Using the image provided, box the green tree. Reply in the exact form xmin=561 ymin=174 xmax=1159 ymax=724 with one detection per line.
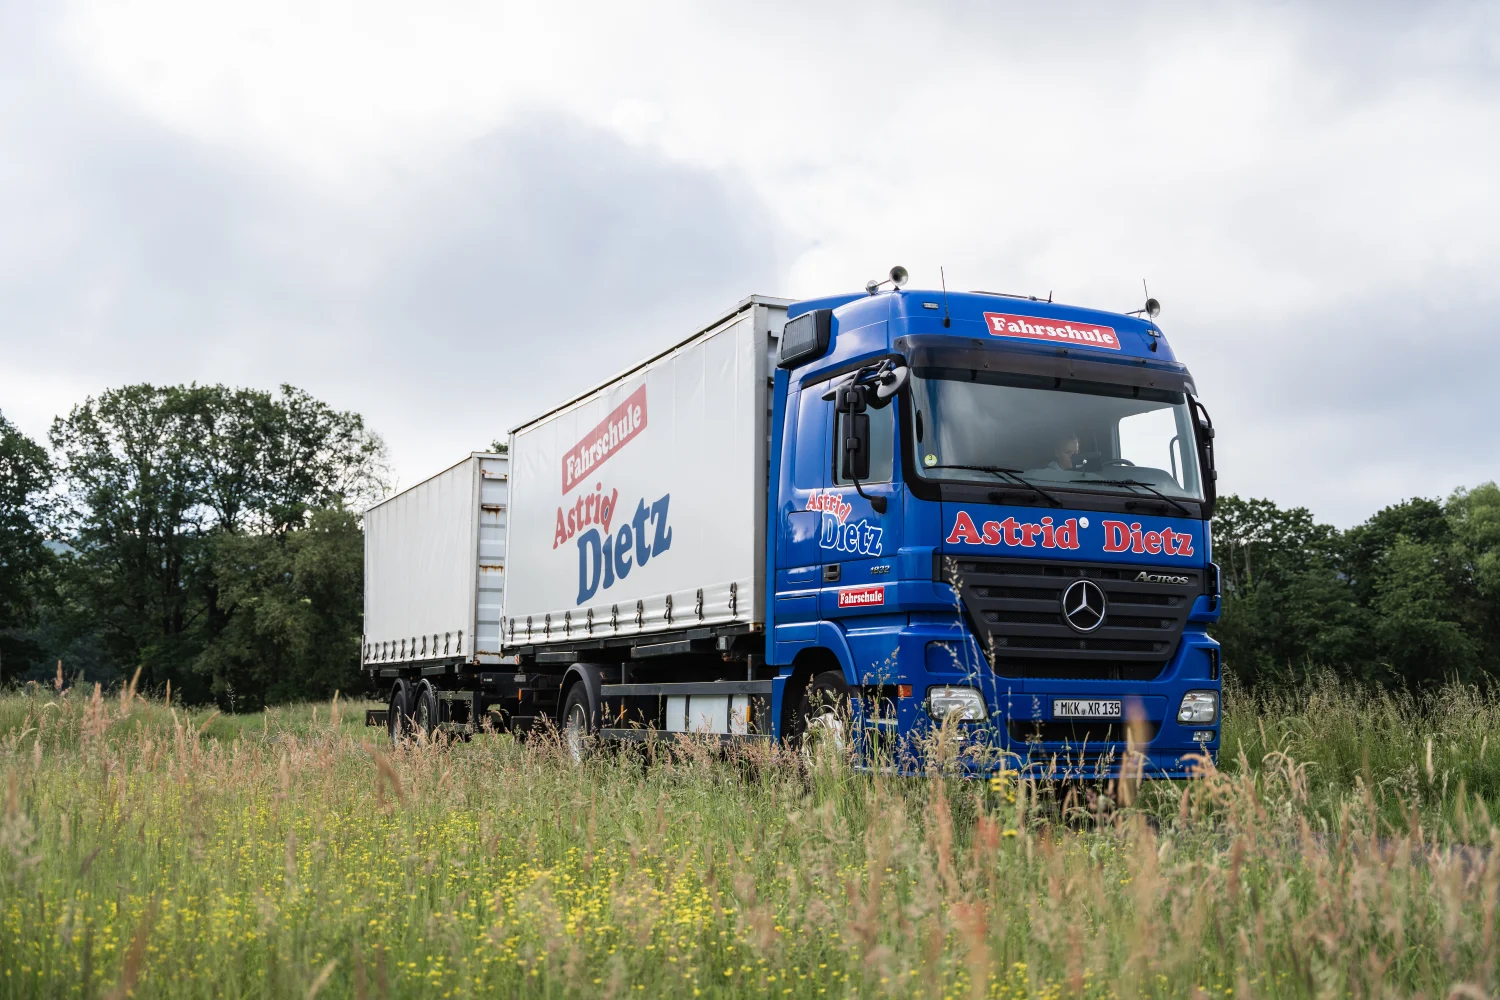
xmin=198 ymin=508 xmax=365 ymax=708
xmin=1211 ymin=495 xmax=1367 ymax=686
xmin=1368 ymin=536 xmax=1477 ymax=686
xmin=1213 ymin=486 xmax=1500 ymax=690
xmin=49 ymin=384 xmax=387 ymax=703
xmin=0 ymin=411 xmax=55 ymax=680
xmin=1446 ymin=482 xmax=1500 ymax=676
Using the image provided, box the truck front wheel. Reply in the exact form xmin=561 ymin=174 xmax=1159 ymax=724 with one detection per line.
xmin=789 ymin=670 xmax=852 ymax=757
xmin=560 ymin=684 xmax=594 ymax=763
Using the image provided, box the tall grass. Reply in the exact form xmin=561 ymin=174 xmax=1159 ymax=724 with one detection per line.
xmin=0 ymin=676 xmax=1497 ymax=998
xmin=1220 ymin=675 xmax=1500 ymax=832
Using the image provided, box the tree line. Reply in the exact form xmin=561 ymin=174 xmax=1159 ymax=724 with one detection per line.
xmin=0 ymin=385 xmax=386 ymax=708
xmin=1211 ymin=487 xmax=1500 ymax=689
xmin=2 ymin=384 xmax=1498 ymax=705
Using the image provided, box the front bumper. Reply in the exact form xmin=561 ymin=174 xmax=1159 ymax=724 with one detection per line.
xmin=845 ymin=617 xmax=1222 ymax=780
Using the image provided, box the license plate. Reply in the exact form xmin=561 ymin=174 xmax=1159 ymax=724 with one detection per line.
xmin=1053 ymin=699 xmax=1122 ymax=719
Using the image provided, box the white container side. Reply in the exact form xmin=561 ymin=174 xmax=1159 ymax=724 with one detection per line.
xmin=363 ymin=452 xmax=509 ymax=666
xmin=503 ymin=297 xmax=787 ymax=647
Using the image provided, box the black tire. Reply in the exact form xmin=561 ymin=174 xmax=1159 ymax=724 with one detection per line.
xmin=413 ymin=680 xmax=440 ymax=738
xmin=387 ymin=679 xmax=414 ymax=745
xmin=560 ymin=683 xmax=594 ymax=763
xmin=787 ymin=670 xmax=853 ymax=751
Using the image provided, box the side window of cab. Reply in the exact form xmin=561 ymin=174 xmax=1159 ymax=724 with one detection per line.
xmin=794 ymin=384 xmax=829 ymax=490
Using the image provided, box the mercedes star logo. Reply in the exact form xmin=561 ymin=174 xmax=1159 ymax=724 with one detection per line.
xmin=1061 ymin=579 xmax=1107 ymax=633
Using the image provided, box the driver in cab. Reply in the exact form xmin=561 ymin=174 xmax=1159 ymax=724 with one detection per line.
xmin=1048 ymin=433 xmax=1081 ymax=471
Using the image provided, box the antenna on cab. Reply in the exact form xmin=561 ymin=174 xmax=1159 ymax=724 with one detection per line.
xmin=940 ymin=267 xmax=951 ymax=328
xmin=1128 ymin=278 xmax=1161 ymax=318
xmin=1126 ymin=279 xmax=1163 ymax=352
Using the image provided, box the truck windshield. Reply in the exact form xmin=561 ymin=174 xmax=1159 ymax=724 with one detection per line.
xmin=908 ymin=369 xmax=1204 ymax=501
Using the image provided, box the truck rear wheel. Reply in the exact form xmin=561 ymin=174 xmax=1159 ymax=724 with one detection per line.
xmin=560 ymin=684 xmax=593 ymax=763
xmin=413 ymin=680 xmax=439 ymax=738
xmin=387 ymin=679 xmax=414 ymax=744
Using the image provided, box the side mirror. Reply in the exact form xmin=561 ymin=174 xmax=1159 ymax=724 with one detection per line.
xmin=1190 ymin=398 xmax=1217 ymax=517
xmin=842 ymin=412 xmax=872 ymax=481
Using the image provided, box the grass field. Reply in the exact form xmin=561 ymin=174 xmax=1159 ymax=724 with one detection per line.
xmin=1 ymin=677 xmax=1497 ymax=999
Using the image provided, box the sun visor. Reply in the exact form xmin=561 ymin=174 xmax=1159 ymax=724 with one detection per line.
xmin=893 ymin=335 xmax=1197 ymax=396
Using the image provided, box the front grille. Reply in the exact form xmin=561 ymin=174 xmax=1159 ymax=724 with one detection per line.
xmin=946 ymin=558 xmax=1202 ymax=678
xmin=1008 ymin=719 xmax=1162 ymax=744
xmin=984 ymin=656 xmax=1165 ymax=680
xmin=998 ymin=636 xmax=1163 ymax=652
xmin=977 ymin=586 xmax=1056 ymax=600
xmin=988 ymin=610 xmax=1062 ymax=625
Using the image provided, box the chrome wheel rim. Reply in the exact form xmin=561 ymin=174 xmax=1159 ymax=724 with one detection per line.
xmin=564 ymin=702 xmax=588 ymax=762
xmin=388 ymin=692 xmax=405 ymax=743
xmin=803 ymin=709 xmax=846 ymax=761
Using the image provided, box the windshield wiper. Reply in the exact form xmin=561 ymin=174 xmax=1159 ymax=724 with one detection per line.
xmin=1099 ymin=478 xmax=1193 ymax=516
xmin=924 ymin=465 xmax=1063 ymax=507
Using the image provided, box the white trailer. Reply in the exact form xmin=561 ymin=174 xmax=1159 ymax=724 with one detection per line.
xmin=362 ymin=453 xmax=509 ymax=669
xmin=363 ymin=296 xmax=791 ymax=743
xmin=503 ymin=295 xmax=787 ymax=647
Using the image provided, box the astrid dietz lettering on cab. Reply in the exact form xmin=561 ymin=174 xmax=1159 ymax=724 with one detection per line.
xmin=945 ymin=511 xmax=1194 ymax=557
xmin=806 ymin=491 xmax=883 ymax=556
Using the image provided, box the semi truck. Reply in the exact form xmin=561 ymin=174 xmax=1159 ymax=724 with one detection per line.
xmin=363 ymin=270 xmax=1222 ymax=777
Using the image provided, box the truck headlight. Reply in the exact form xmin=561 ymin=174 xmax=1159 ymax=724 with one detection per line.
xmin=927 ymin=686 xmax=987 ymax=721
xmin=1177 ymin=690 xmax=1219 ymax=724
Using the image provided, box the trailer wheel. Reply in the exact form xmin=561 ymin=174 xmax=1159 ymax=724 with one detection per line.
xmin=790 ymin=670 xmax=851 ymax=758
xmin=413 ymin=680 xmax=440 ymax=738
xmin=387 ymin=679 xmax=414 ymax=744
xmin=560 ymin=684 xmax=594 ymax=763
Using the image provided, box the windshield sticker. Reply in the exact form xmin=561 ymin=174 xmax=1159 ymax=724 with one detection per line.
xmin=983 ymin=312 xmax=1121 ymax=351
xmin=945 ymin=511 xmax=1195 ymax=558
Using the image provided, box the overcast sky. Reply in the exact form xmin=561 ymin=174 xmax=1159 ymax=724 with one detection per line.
xmin=3 ymin=1 xmax=1497 ymax=527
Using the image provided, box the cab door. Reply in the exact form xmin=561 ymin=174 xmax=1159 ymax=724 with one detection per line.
xmin=820 ymin=396 xmax=900 ymax=619
xmin=773 ymin=380 xmax=831 ymax=657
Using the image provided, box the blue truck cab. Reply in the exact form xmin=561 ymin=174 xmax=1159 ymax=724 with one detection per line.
xmin=765 ymin=283 xmax=1222 ymax=778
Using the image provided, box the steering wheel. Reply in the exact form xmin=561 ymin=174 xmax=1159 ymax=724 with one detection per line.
xmin=1101 ymin=458 xmax=1135 ymax=468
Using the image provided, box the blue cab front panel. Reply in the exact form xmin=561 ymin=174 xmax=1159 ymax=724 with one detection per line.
xmin=767 ymin=289 xmax=1221 ymax=779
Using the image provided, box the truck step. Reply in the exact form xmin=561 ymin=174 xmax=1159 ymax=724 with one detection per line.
xmin=503 ymin=715 xmax=550 ymax=733
xmin=599 ymin=728 xmax=771 ymax=744
xmin=601 ymin=680 xmax=772 ymax=697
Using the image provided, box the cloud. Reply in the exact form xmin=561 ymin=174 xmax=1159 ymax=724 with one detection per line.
xmin=3 ymin=0 xmax=1498 ymax=525
xmin=0 ymin=7 xmax=784 ymax=487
